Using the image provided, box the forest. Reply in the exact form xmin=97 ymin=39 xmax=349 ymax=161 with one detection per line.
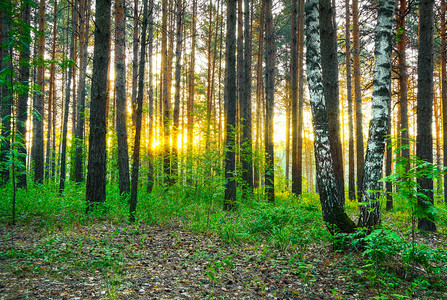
xmin=1 ymin=0 xmax=447 ymax=298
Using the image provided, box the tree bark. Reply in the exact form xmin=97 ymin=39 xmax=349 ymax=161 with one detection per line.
xmin=291 ymin=0 xmax=299 ymax=195
xmin=357 ymin=0 xmax=394 ymax=228
xmin=172 ymin=0 xmax=183 ymax=183
xmin=0 ymin=6 xmax=12 ymax=186
xmin=264 ymin=0 xmax=275 ymax=203
xmin=224 ymin=0 xmax=237 ymax=210
xmin=187 ymin=0 xmax=196 ymax=154
xmin=352 ymin=0 xmax=364 ymax=202
xmin=441 ymin=0 xmax=447 ymax=203
xmin=59 ymin=0 xmax=78 ymax=193
xmin=417 ymin=0 xmax=436 ymax=231
xmin=129 ymin=0 xmax=148 ymax=223
xmin=305 ymin=0 xmax=355 ymax=233
xmin=17 ymin=0 xmax=31 ymax=189
xmin=114 ymin=0 xmax=131 ymax=195
xmin=86 ymin=0 xmax=111 ymax=208
xmin=131 ymin=0 xmax=139 ymax=127
xmin=345 ymin=0 xmax=355 ymax=201
xmin=74 ymin=0 xmax=91 ymax=183
xmin=32 ymin=0 xmax=45 ymax=184
xmin=147 ymin=0 xmax=155 ymax=193
xmin=319 ymin=0 xmax=344 ymax=206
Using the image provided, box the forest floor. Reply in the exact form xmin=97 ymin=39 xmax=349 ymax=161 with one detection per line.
xmin=0 ymin=220 xmax=444 ymax=299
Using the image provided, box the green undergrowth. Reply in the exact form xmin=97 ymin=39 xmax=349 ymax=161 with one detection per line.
xmin=1 ymin=180 xmax=447 ymax=298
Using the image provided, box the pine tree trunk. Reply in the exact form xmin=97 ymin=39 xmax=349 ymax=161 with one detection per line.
xmin=297 ymin=0 xmax=305 ymax=195
xmin=129 ymin=0 xmax=148 ymax=223
xmin=59 ymin=0 xmax=78 ymax=193
xmin=320 ymin=0 xmax=344 ymax=206
xmin=345 ymin=0 xmax=355 ymax=201
xmin=17 ymin=0 xmax=31 ymax=189
xmin=0 ymin=7 xmax=12 ymax=186
xmin=114 ymin=0 xmax=130 ymax=195
xmin=291 ymin=0 xmax=299 ymax=195
xmin=74 ymin=0 xmax=91 ymax=183
xmin=417 ymin=0 xmax=436 ymax=231
xmin=352 ymin=0 xmax=364 ymax=202
xmin=147 ymin=0 xmax=155 ymax=193
xmin=86 ymin=0 xmax=111 ymax=208
xmin=187 ymin=0 xmax=196 ymax=154
xmin=224 ymin=0 xmax=237 ymax=210
xmin=32 ymin=0 xmax=45 ymax=184
xmin=442 ymin=0 xmax=447 ymax=203
xmin=172 ymin=0 xmax=183 ymax=183
xmin=358 ymin=0 xmax=394 ymax=228
xmin=131 ymin=0 xmax=139 ymax=127
xmin=264 ymin=0 xmax=275 ymax=203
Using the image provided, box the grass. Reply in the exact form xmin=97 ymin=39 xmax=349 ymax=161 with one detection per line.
xmin=1 ymin=178 xmax=447 ymax=298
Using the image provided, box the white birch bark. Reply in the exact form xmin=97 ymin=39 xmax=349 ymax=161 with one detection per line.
xmin=358 ymin=0 xmax=395 ymax=227
xmin=305 ymin=0 xmax=355 ymax=233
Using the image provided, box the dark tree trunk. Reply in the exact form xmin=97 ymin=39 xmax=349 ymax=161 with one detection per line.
xmin=59 ymin=0 xmax=78 ymax=193
xmin=131 ymin=0 xmax=139 ymax=127
xmin=32 ymin=0 xmax=45 ymax=184
xmin=441 ymin=0 xmax=447 ymax=203
xmin=305 ymin=0 xmax=355 ymax=233
xmin=86 ymin=0 xmax=111 ymax=209
xmin=357 ymin=0 xmax=394 ymax=228
xmin=187 ymin=0 xmax=196 ymax=154
xmin=352 ymin=0 xmax=364 ymax=202
xmin=17 ymin=0 xmax=31 ymax=189
xmin=264 ymin=0 xmax=275 ymax=203
xmin=115 ymin=0 xmax=130 ymax=195
xmin=0 ymin=7 xmax=12 ymax=186
xmin=297 ymin=0 xmax=305 ymax=195
xmin=319 ymin=0 xmax=344 ymax=206
xmin=417 ymin=0 xmax=436 ymax=231
xmin=172 ymin=0 xmax=183 ymax=183
xmin=291 ymin=0 xmax=299 ymax=195
xmin=224 ymin=0 xmax=237 ymax=210
xmin=74 ymin=0 xmax=91 ymax=183
xmin=345 ymin=0 xmax=355 ymax=201
xmin=129 ymin=0 xmax=148 ymax=223
xmin=147 ymin=0 xmax=154 ymax=193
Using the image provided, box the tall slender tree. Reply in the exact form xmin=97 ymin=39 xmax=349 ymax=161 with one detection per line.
xmin=352 ymin=0 xmax=364 ymax=202
xmin=31 ymin=0 xmax=45 ymax=184
xmin=264 ymin=0 xmax=275 ymax=202
xmin=320 ymin=0 xmax=344 ymax=206
xmin=115 ymin=0 xmax=130 ymax=195
xmin=345 ymin=0 xmax=355 ymax=201
xmin=147 ymin=0 xmax=155 ymax=193
xmin=86 ymin=0 xmax=111 ymax=209
xmin=129 ymin=0 xmax=148 ymax=223
xmin=187 ymin=0 xmax=196 ymax=154
xmin=17 ymin=0 xmax=31 ymax=189
xmin=224 ymin=0 xmax=237 ymax=210
xmin=417 ymin=0 xmax=436 ymax=231
xmin=74 ymin=0 xmax=91 ymax=183
xmin=59 ymin=0 xmax=78 ymax=193
xmin=291 ymin=0 xmax=299 ymax=195
xmin=441 ymin=0 xmax=447 ymax=204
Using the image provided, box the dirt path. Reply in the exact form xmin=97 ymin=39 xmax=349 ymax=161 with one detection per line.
xmin=0 ymin=222 xmax=363 ymax=299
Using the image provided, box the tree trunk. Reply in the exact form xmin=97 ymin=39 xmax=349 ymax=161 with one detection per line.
xmin=417 ymin=0 xmax=436 ymax=231
xmin=345 ymin=0 xmax=355 ymax=201
xmin=59 ymin=0 xmax=78 ymax=193
xmin=187 ymin=0 xmax=196 ymax=154
xmin=17 ymin=0 xmax=31 ymax=189
xmin=131 ymin=0 xmax=139 ymax=127
xmin=305 ymin=0 xmax=355 ymax=234
xmin=352 ymin=0 xmax=364 ymax=202
xmin=31 ymin=0 xmax=45 ymax=184
xmin=74 ymin=0 xmax=91 ymax=183
xmin=297 ymin=0 xmax=305 ymax=195
xmin=86 ymin=0 xmax=111 ymax=208
xmin=264 ymin=0 xmax=275 ymax=203
xmin=319 ymin=0 xmax=344 ymax=207
xmin=441 ymin=0 xmax=447 ymax=203
xmin=291 ymin=0 xmax=299 ymax=195
xmin=172 ymin=0 xmax=183 ymax=183
xmin=0 ymin=6 xmax=12 ymax=186
xmin=147 ymin=0 xmax=155 ymax=192
xmin=129 ymin=0 xmax=148 ymax=223
xmin=114 ymin=0 xmax=130 ymax=195
xmin=224 ymin=0 xmax=237 ymax=210
xmin=357 ymin=0 xmax=394 ymax=228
